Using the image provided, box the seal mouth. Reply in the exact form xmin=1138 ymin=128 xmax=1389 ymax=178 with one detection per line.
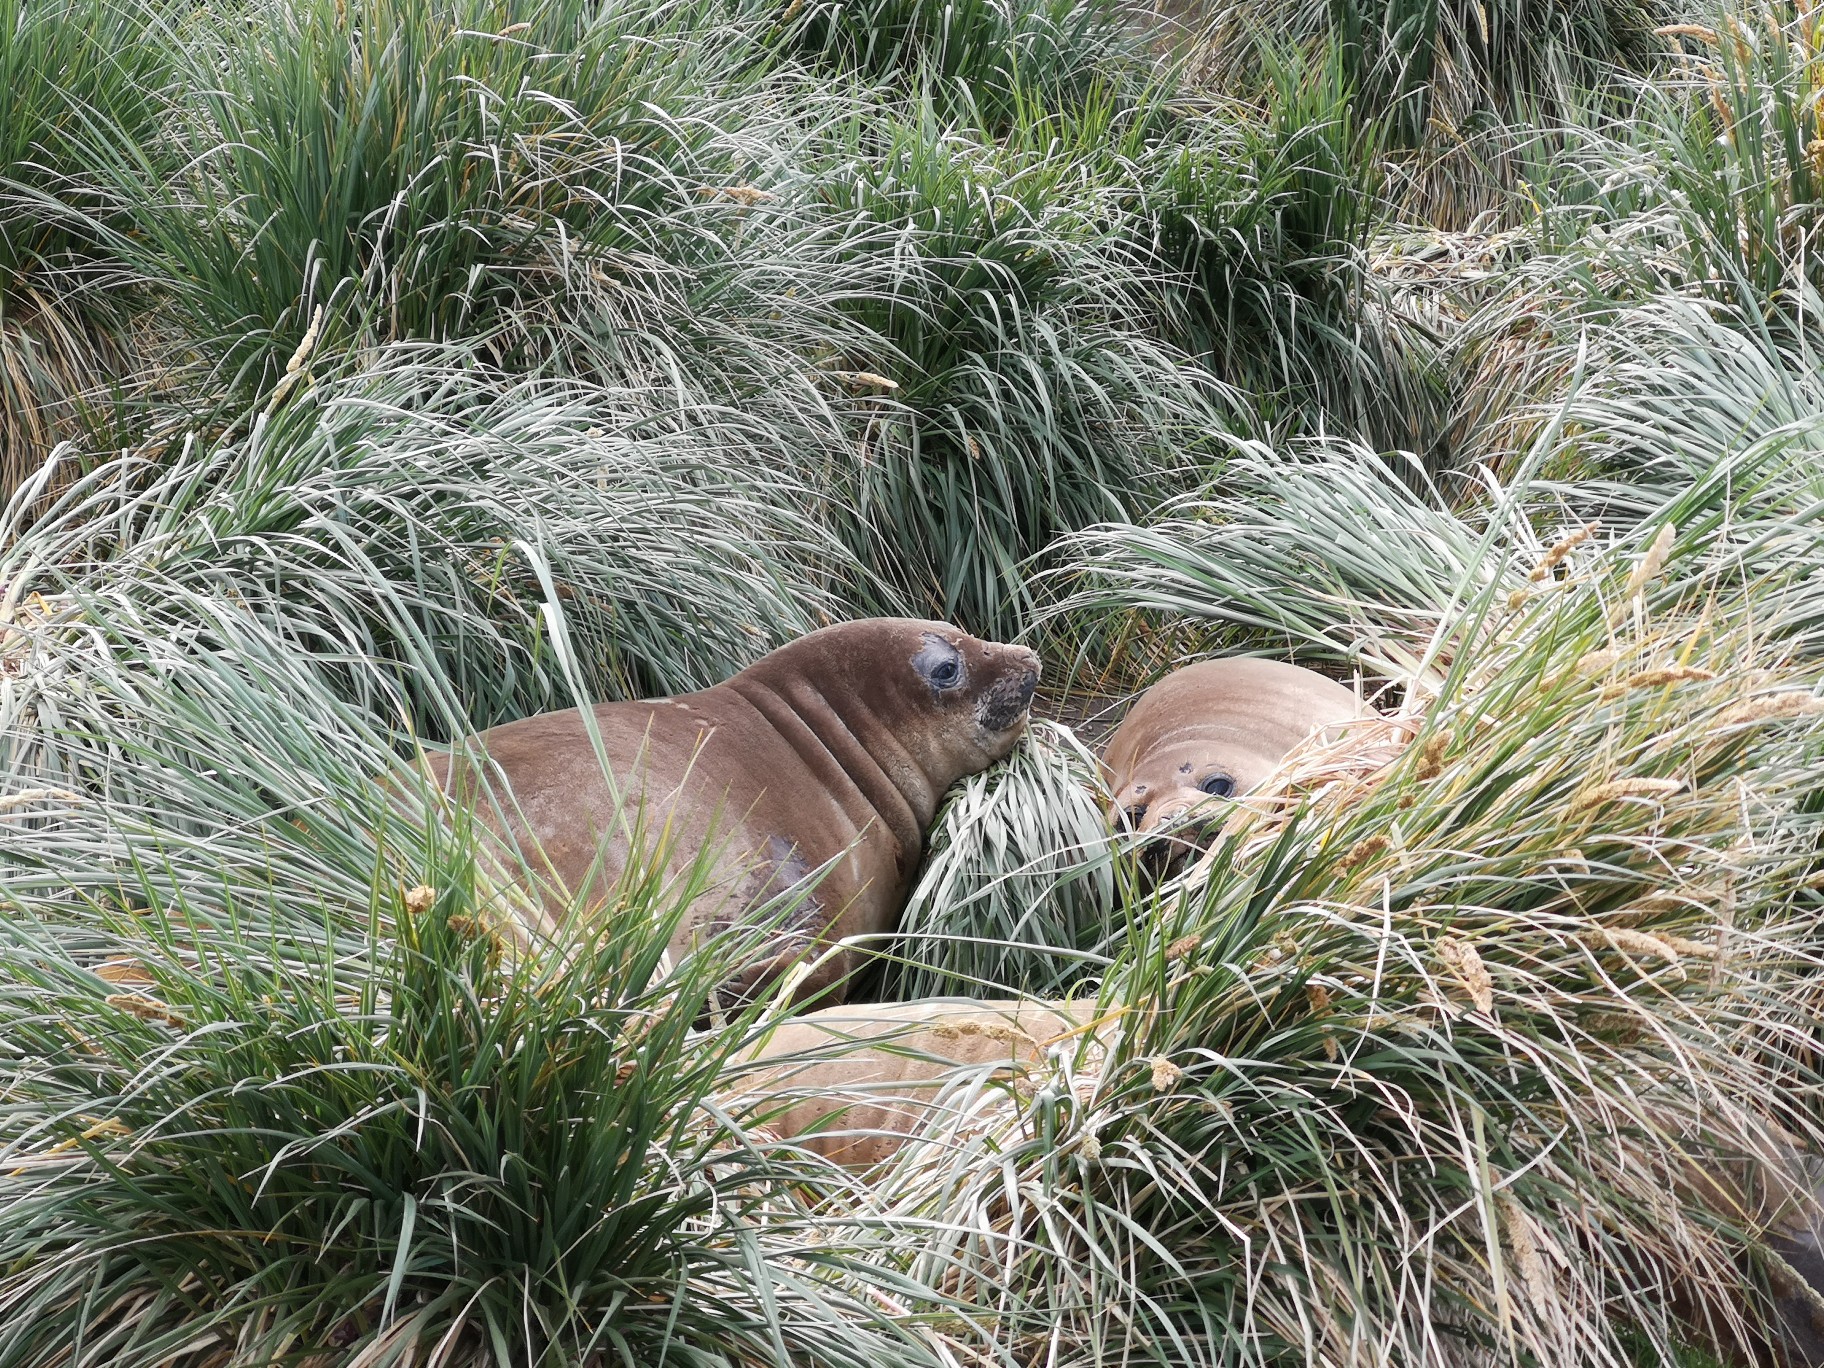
xmin=1113 ymin=795 xmax=1227 ymax=882
xmin=1136 ymin=825 xmax=1216 ymax=882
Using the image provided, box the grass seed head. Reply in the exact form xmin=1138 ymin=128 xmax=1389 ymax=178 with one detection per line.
xmin=1571 ymin=776 xmax=1686 ymax=812
xmin=1165 ymin=933 xmax=1201 ymax=961
xmin=1437 ymin=935 xmax=1495 ymax=1014
xmin=1334 ymin=832 xmax=1391 ymax=873
xmin=1615 ymin=522 xmax=1677 ymax=616
xmin=104 ymin=992 xmax=186 ymax=1028
xmin=1657 ymin=22 xmax=1721 ymax=44
xmin=1582 ymin=927 xmax=1689 ymax=978
xmin=1655 ymin=933 xmax=1722 ymax=960
xmin=1576 ymin=648 xmax=1624 ymax=676
xmin=1601 ymin=665 xmax=1718 ymax=698
xmin=1716 ymin=691 xmax=1824 ymax=726
xmin=1149 ymin=1056 xmax=1183 ymax=1092
xmin=1498 ymin=1195 xmax=1550 ymax=1292
xmin=1529 ymin=520 xmax=1599 ymax=581
xmin=1413 ymin=731 xmax=1450 ymax=781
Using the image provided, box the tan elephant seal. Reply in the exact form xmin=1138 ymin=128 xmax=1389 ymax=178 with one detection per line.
xmin=427 ymin=618 xmax=1040 ymax=1002
xmin=1101 ymin=658 xmax=1364 ymax=871
xmin=730 ymin=997 xmax=1105 ymax=1168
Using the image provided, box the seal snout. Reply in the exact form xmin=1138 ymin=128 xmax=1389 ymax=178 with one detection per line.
xmin=1009 ymin=646 xmax=1041 ymax=707
xmin=1115 ymin=790 xmax=1227 ymax=880
xmin=1015 ymin=663 xmax=1039 ymax=705
xmin=973 ymin=643 xmax=1041 ymax=739
xmin=1138 ymin=828 xmax=1209 ymax=881
xmin=1113 ymin=788 xmax=1214 ymax=836
xmin=1003 ymin=644 xmax=1041 ymax=696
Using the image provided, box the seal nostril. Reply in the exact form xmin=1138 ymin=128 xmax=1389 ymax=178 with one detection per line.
xmin=1018 ymin=670 xmax=1037 ymax=704
xmin=1119 ymin=804 xmax=1148 ymax=832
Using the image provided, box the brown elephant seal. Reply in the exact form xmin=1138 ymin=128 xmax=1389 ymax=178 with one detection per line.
xmin=1101 ymin=658 xmax=1365 ymax=871
xmin=427 ymin=619 xmax=1040 ymax=1002
xmin=730 ymin=997 xmax=1104 ymax=1168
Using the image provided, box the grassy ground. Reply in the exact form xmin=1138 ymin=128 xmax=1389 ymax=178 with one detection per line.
xmin=6 ymin=0 xmax=1824 ymax=1362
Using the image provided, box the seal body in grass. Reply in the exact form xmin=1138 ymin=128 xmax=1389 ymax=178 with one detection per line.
xmin=1101 ymin=657 xmax=1364 ymax=861
xmin=732 ymin=997 xmax=1102 ymax=1168
xmin=429 ymin=618 xmax=1040 ymax=1002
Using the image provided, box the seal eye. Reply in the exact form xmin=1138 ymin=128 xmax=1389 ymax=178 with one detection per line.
xmin=1199 ymin=773 xmax=1235 ymax=798
xmin=912 ymin=635 xmax=967 ymax=693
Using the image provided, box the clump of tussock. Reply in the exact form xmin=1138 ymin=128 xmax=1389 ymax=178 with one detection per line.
xmin=0 ymin=0 xmax=171 ymax=492
xmin=2 ymin=352 xmax=859 ymax=741
xmin=883 ymin=720 xmax=1120 ymax=1000
xmin=0 ymin=853 xmax=964 ymax=1366
xmin=816 ymin=105 xmax=1235 ymax=632
xmin=1137 ymin=46 xmax=1453 ymax=457
xmin=769 ymin=0 xmax=1150 ymax=129
xmin=1185 ymin=0 xmax=1676 ymax=227
xmin=96 ymin=0 xmax=859 ymax=402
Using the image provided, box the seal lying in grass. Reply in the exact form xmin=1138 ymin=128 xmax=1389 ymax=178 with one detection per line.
xmin=732 ymin=997 xmax=1102 ymax=1168
xmin=427 ymin=618 xmax=1040 ymax=1003
xmin=1101 ymin=658 xmax=1364 ymax=872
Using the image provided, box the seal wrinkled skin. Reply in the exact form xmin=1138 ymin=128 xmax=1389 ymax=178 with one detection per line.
xmin=1101 ymin=658 xmax=1364 ymax=871
xmin=426 ymin=618 xmax=1040 ymax=1003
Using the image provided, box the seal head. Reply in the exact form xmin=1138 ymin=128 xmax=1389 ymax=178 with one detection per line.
xmin=1100 ymin=657 xmax=1363 ymax=875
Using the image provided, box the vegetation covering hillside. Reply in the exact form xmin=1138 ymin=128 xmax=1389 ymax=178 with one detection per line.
xmin=5 ymin=0 xmax=1824 ymax=1362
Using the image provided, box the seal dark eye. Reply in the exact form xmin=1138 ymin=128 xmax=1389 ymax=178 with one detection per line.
xmin=1199 ymin=773 xmax=1235 ymax=798
xmin=911 ymin=634 xmax=967 ymax=693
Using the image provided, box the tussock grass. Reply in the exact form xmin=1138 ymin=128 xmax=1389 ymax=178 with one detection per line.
xmin=2 ymin=355 xmax=856 ymax=738
xmin=100 ymin=0 xmax=832 ymax=396
xmin=1186 ymin=0 xmax=1675 ymax=226
xmin=1211 ymin=0 xmax=1674 ymax=136
xmin=0 ymin=855 xmax=956 ymax=1365
xmin=1141 ymin=48 xmax=1452 ymax=454
xmin=1049 ymin=436 xmax=1503 ymax=681
xmin=1526 ymin=3 xmax=1824 ymax=313
xmin=817 ymin=103 xmax=1234 ymax=632
xmin=0 ymin=0 xmax=169 ymax=490
xmin=884 ymin=720 xmax=1120 ymax=999
xmin=772 ymin=0 xmax=1146 ymax=128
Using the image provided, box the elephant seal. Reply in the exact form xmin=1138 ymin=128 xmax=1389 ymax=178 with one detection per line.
xmin=428 ymin=618 xmax=1039 ymax=1003
xmin=731 ymin=997 xmax=1103 ymax=1168
xmin=1101 ymin=658 xmax=1364 ymax=870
